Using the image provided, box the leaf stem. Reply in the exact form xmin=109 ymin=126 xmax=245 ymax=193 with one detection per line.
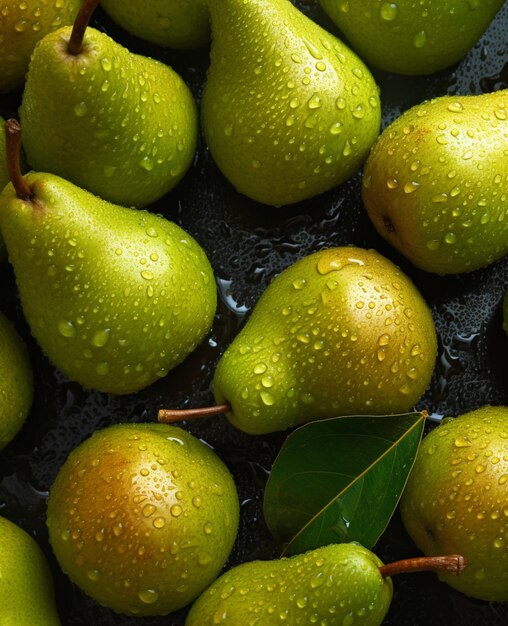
xmin=68 ymin=0 xmax=101 ymax=55
xmin=4 ymin=119 xmax=33 ymax=201
xmin=158 ymin=404 xmax=231 ymax=424
xmin=379 ymin=554 xmax=467 ymax=579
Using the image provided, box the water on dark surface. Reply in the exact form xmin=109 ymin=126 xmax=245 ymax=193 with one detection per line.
xmin=0 ymin=2 xmax=507 ymax=625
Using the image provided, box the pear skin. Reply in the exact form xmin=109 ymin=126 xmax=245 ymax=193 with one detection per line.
xmin=0 ymin=516 xmax=61 ymax=625
xmin=101 ymin=0 xmax=210 ymax=49
xmin=0 ymin=0 xmax=80 ymax=93
xmin=400 ymin=405 xmax=508 ymax=601
xmin=319 ymin=0 xmax=505 ymax=75
xmin=0 ymin=311 xmax=33 ymax=450
xmin=47 ymin=423 xmax=239 ymax=616
xmin=0 ymin=171 xmax=217 ymax=394
xmin=201 ymin=0 xmax=381 ymax=206
xmin=186 ymin=543 xmax=392 ymax=625
xmin=20 ymin=19 xmax=198 ymax=207
xmin=362 ymin=90 xmax=508 ymax=274
xmin=213 ymin=247 xmax=436 ymax=434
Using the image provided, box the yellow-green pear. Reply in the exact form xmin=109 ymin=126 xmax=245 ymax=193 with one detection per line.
xmin=0 ymin=515 xmax=61 ymax=625
xmin=319 ymin=0 xmax=505 ymax=76
xmin=163 ymin=247 xmax=436 ymax=435
xmin=20 ymin=0 xmax=198 ymax=208
xmin=101 ymin=0 xmax=210 ymax=49
xmin=0 ymin=0 xmax=80 ymax=93
xmin=201 ymin=0 xmax=381 ymax=206
xmin=0 ymin=120 xmax=216 ymax=395
xmin=0 ymin=114 xmax=8 ymax=260
xmin=0 ymin=311 xmax=33 ymax=451
xmin=362 ymin=90 xmax=508 ymax=274
xmin=186 ymin=542 xmax=467 ymax=625
xmin=400 ymin=405 xmax=508 ymax=601
xmin=47 ymin=423 xmax=239 ymax=616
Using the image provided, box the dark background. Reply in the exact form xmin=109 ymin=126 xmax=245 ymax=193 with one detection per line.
xmin=0 ymin=1 xmax=507 ymax=624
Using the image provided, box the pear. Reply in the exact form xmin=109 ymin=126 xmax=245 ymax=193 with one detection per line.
xmin=0 ymin=0 xmax=80 ymax=93
xmin=47 ymin=423 xmax=240 ymax=616
xmin=19 ymin=0 xmax=198 ymax=208
xmin=0 ymin=311 xmax=33 ymax=450
xmin=201 ymin=0 xmax=381 ymax=206
xmin=319 ymin=0 xmax=504 ymax=76
xmin=162 ymin=247 xmax=436 ymax=434
xmin=186 ymin=542 xmax=467 ymax=625
xmin=400 ymin=405 xmax=508 ymax=601
xmin=362 ymin=90 xmax=508 ymax=274
xmin=101 ymin=0 xmax=210 ymax=49
xmin=0 ymin=515 xmax=61 ymax=625
xmin=0 ymin=114 xmax=8 ymax=260
xmin=0 ymin=120 xmax=216 ymax=395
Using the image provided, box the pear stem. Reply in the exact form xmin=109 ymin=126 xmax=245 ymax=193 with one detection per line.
xmin=158 ymin=404 xmax=231 ymax=424
xmin=67 ymin=0 xmax=101 ymax=55
xmin=379 ymin=554 xmax=467 ymax=579
xmin=4 ymin=119 xmax=32 ymax=201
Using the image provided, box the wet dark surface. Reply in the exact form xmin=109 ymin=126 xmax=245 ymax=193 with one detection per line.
xmin=0 ymin=2 xmax=507 ymax=624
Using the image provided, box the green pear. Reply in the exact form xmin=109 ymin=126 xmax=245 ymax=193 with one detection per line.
xmin=19 ymin=0 xmax=198 ymax=208
xmin=0 ymin=120 xmax=216 ymax=394
xmin=0 ymin=114 xmax=8 ymax=260
xmin=319 ymin=0 xmax=504 ymax=76
xmin=211 ymin=247 xmax=436 ymax=434
xmin=201 ymin=0 xmax=381 ymax=206
xmin=0 ymin=311 xmax=33 ymax=450
xmin=47 ymin=423 xmax=239 ymax=616
xmin=0 ymin=0 xmax=80 ymax=93
xmin=186 ymin=543 xmax=392 ymax=625
xmin=400 ymin=405 xmax=508 ymax=601
xmin=101 ymin=0 xmax=210 ymax=49
xmin=362 ymin=90 xmax=508 ymax=274
xmin=0 ymin=515 xmax=61 ymax=625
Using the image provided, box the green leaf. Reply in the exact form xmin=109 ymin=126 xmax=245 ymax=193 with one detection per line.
xmin=263 ymin=412 xmax=425 ymax=557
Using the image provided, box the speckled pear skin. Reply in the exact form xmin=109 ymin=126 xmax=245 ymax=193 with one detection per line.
xmin=0 ymin=311 xmax=33 ymax=450
xmin=0 ymin=0 xmax=80 ymax=93
xmin=19 ymin=26 xmax=198 ymax=208
xmin=186 ymin=542 xmax=392 ymax=626
xmin=319 ymin=0 xmax=505 ymax=76
xmin=0 ymin=172 xmax=217 ymax=394
xmin=400 ymin=406 xmax=508 ymax=601
xmin=213 ymin=247 xmax=436 ymax=434
xmin=201 ymin=0 xmax=381 ymax=207
xmin=362 ymin=91 xmax=508 ymax=274
xmin=47 ymin=423 xmax=240 ymax=617
xmin=0 ymin=516 xmax=61 ymax=625
xmin=101 ymin=0 xmax=210 ymax=49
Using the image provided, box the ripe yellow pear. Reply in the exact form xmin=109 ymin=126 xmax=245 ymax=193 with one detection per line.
xmin=400 ymin=405 xmax=508 ymax=601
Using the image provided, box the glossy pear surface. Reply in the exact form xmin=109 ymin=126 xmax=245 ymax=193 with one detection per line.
xmin=186 ymin=542 xmax=392 ymax=625
xmin=319 ymin=0 xmax=504 ymax=75
xmin=101 ymin=0 xmax=210 ymax=49
xmin=213 ymin=247 xmax=436 ymax=434
xmin=400 ymin=405 xmax=508 ymax=601
xmin=20 ymin=26 xmax=198 ymax=207
xmin=0 ymin=311 xmax=33 ymax=450
xmin=0 ymin=515 xmax=61 ymax=625
xmin=0 ymin=0 xmax=80 ymax=93
xmin=362 ymin=90 xmax=508 ymax=274
xmin=47 ymin=423 xmax=239 ymax=616
xmin=0 ymin=172 xmax=216 ymax=394
xmin=202 ymin=0 xmax=381 ymax=206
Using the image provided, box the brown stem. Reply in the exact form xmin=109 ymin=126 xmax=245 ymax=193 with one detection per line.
xmin=4 ymin=119 xmax=32 ymax=201
xmin=379 ymin=555 xmax=467 ymax=579
xmin=158 ymin=404 xmax=231 ymax=424
xmin=67 ymin=0 xmax=101 ymax=55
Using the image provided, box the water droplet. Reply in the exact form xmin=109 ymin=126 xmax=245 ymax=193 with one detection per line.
xmin=380 ymin=2 xmax=398 ymax=20
xmin=413 ymin=30 xmax=427 ymax=47
xmin=74 ymin=102 xmax=88 ymax=117
xmin=170 ymin=505 xmax=183 ymax=518
xmin=138 ymin=589 xmax=159 ymax=604
xmin=58 ymin=319 xmax=76 ymax=338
